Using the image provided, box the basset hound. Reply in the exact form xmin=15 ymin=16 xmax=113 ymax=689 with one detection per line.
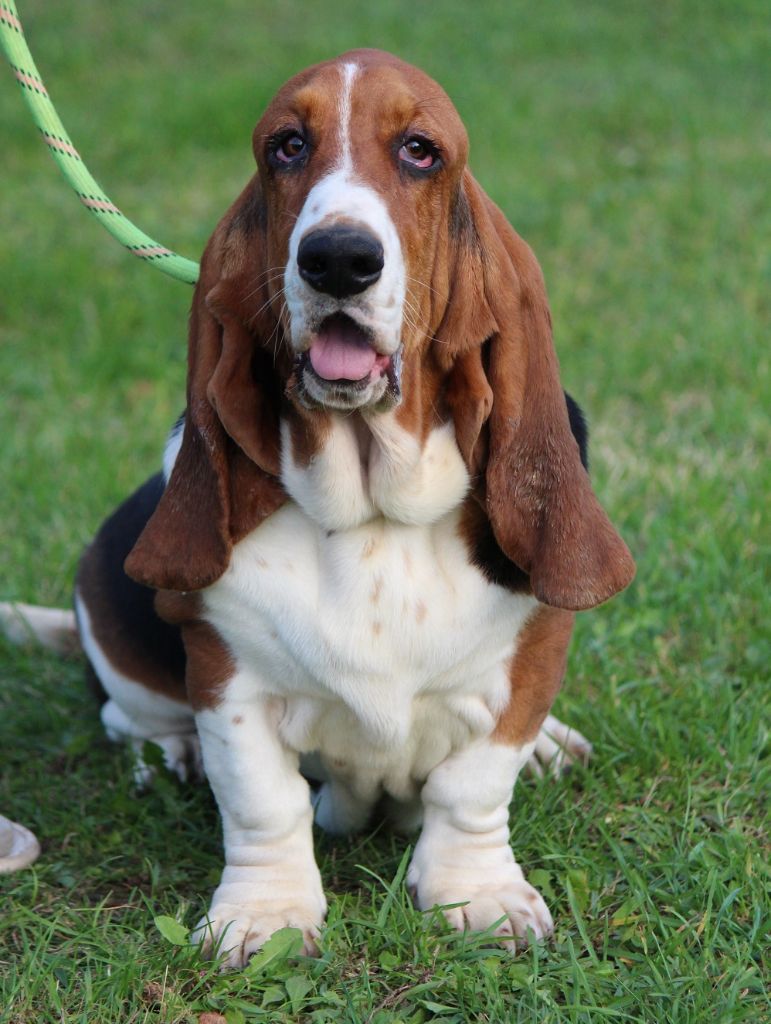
xmin=73 ymin=49 xmax=635 ymax=966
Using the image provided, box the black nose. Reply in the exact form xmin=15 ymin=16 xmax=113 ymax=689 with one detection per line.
xmin=297 ymin=226 xmax=384 ymax=299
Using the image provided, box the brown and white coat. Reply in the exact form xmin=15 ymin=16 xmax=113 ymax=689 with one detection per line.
xmin=74 ymin=50 xmax=634 ymax=967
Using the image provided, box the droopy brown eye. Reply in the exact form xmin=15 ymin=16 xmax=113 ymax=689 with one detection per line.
xmin=398 ymin=135 xmax=438 ymax=170
xmin=273 ymin=132 xmax=308 ymax=164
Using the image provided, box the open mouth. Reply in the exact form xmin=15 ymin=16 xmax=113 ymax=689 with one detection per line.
xmin=307 ymin=313 xmax=392 ymax=385
xmin=293 ymin=313 xmax=403 ymax=411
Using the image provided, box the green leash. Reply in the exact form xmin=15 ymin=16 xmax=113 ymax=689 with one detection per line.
xmin=0 ymin=0 xmax=199 ymax=284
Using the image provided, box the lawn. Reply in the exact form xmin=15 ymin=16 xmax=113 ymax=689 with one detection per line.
xmin=1 ymin=0 xmax=768 ymax=1021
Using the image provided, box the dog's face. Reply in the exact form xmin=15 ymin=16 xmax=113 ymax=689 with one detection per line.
xmin=252 ymin=50 xmax=468 ymax=411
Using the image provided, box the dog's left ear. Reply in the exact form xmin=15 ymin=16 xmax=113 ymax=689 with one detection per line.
xmin=439 ymin=171 xmax=635 ymax=610
xmin=125 ymin=180 xmax=286 ymax=592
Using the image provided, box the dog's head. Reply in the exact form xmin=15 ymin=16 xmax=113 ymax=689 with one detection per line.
xmin=126 ymin=50 xmax=634 ymax=610
xmin=239 ymin=50 xmax=475 ymax=414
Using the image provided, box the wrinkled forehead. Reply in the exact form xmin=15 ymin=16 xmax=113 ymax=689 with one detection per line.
xmin=253 ymin=50 xmax=468 ymax=168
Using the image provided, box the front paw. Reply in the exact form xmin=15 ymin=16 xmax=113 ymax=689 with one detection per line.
xmin=409 ymin=861 xmax=553 ymax=951
xmin=192 ymin=874 xmax=327 ymax=969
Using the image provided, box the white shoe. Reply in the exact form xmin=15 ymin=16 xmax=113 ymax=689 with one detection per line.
xmin=0 ymin=815 xmax=41 ymax=872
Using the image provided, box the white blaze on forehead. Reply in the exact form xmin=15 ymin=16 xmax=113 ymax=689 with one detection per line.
xmin=283 ymin=58 xmax=405 ymax=359
xmin=338 ymin=62 xmax=358 ymax=171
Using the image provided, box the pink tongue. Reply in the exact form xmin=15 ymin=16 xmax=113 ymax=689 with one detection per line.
xmin=309 ymin=321 xmax=377 ymax=381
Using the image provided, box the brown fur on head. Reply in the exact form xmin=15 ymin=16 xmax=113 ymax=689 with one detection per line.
xmin=125 ymin=50 xmax=634 ymax=608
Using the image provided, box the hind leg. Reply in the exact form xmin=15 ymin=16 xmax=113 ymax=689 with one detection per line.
xmin=76 ymin=592 xmax=199 ymax=786
xmin=74 ymin=473 xmax=201 ymax=786
xmin=527 ymin=713 xmax=592 ymax=778
xmin=100 ymin=697 xmax=201 ymax=786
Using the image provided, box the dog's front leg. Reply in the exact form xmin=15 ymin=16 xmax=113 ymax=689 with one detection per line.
xmin=407 ymin=739 xmax=552 ymax=951
xmin=191 ymin=673 xmax=326 ymax=968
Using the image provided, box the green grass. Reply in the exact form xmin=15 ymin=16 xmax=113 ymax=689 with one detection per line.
xmin=1 ymin=0 xmax=769 ymax=1021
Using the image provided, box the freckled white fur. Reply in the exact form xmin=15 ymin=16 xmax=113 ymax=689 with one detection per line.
xmin=202 ymin=471 xmax=534 ymax=762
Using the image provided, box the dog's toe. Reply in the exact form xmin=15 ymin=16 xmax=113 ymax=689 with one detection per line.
xmin=450 ymin=882 xmax=553 ymax=951
xmin=192 ymin=901 xmax=323 ymax=969
xmin=415 ymin=863 xmax=553 ymax=954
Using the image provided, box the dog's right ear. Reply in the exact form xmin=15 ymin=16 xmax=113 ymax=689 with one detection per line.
xmin=439 ymin=172 xmax=634 ymax=610
xmin=125 ymin=179 xmax=286 ymax=592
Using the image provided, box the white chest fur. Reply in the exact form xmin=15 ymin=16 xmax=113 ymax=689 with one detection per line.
xmin=202 ymin=413 xmax=536 ymax=799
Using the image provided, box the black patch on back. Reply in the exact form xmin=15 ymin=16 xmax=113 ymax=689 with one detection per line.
xmin=76 ymin=473 xmax=185 ymax=694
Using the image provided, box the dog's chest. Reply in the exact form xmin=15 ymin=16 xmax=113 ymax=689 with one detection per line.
xmin=202 ymin=417 xmax=535 ymax=782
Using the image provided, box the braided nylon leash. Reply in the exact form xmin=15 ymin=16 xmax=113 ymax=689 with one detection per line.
xmin=0 ymin=0 xmax=200 ymax=283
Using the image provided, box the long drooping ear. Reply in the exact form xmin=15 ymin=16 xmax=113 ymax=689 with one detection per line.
xmin=440 ymin=172 xmax=635 ymax=610
xmin=125 ymin=180 xmax=286 ymax=592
